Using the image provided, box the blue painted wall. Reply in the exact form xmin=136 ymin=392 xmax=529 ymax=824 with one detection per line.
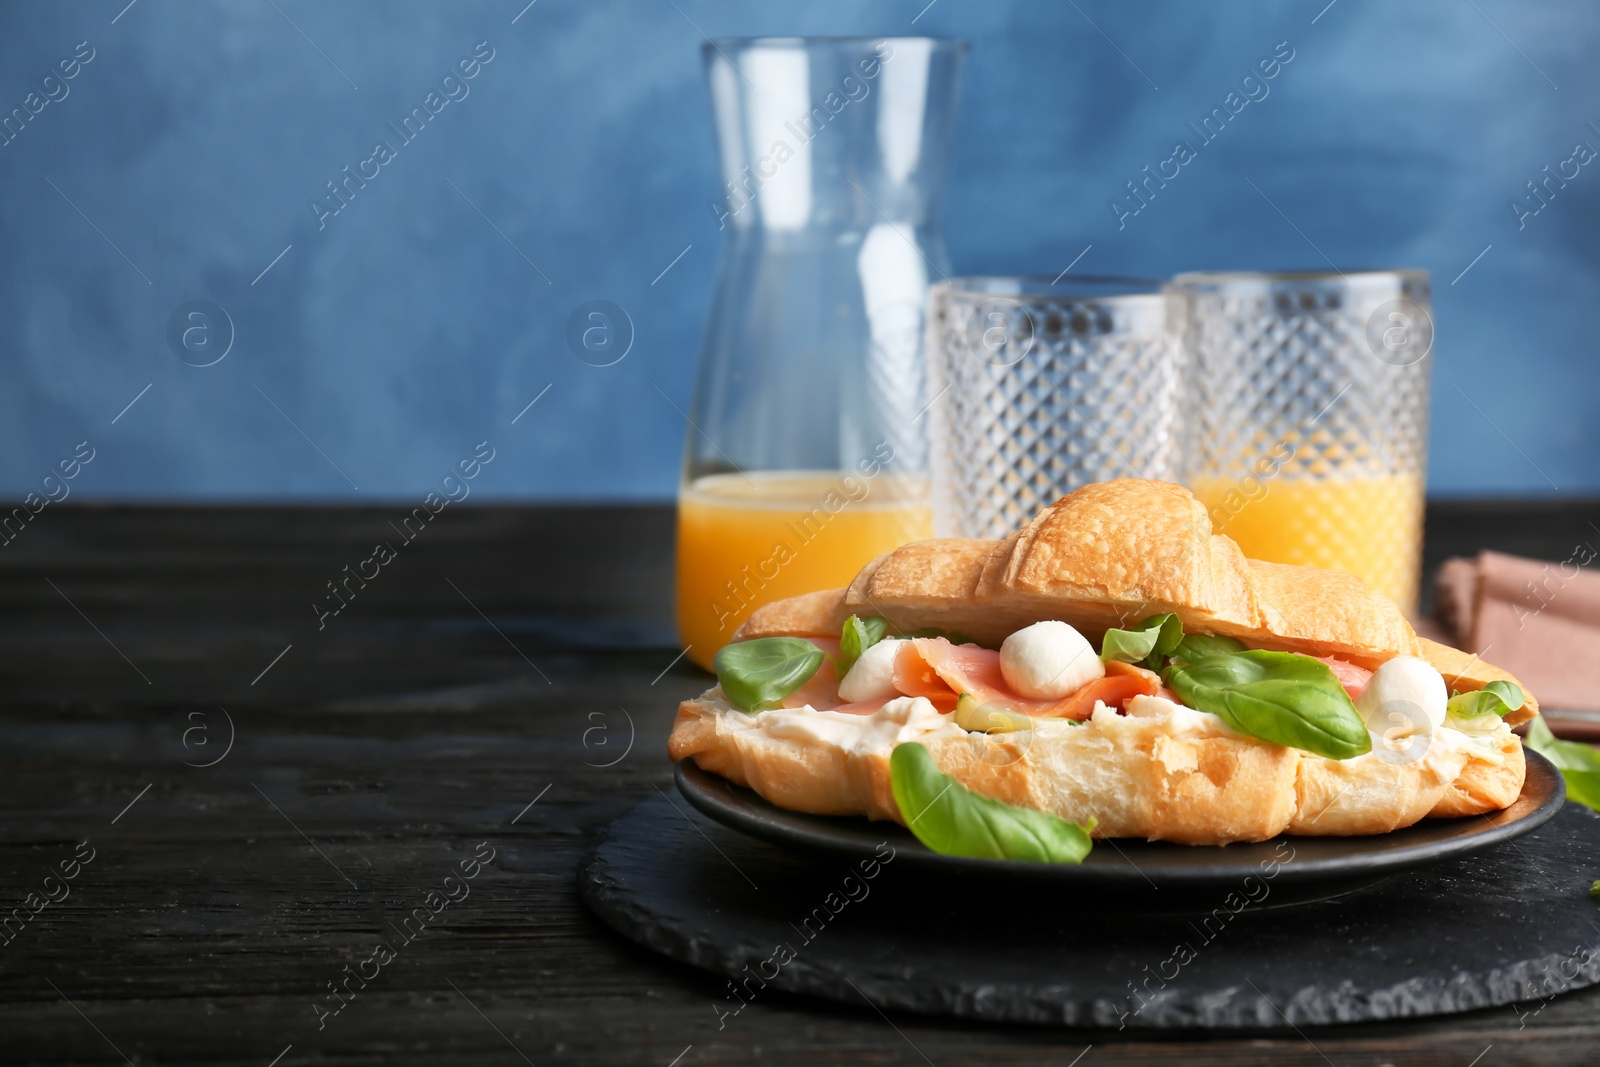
xmin=0 ymin=0 xmax=1595 ymax=501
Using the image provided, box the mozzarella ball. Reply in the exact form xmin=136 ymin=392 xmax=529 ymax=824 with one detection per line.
xmin=1355 ymin=655 xmax=1447 ymax=733
xmin=838 ymin=638 xmax=905 ymax=704
xmin=999 ymin=621 xmax=1104 ymax=700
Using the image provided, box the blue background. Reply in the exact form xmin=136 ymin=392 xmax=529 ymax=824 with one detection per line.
xmin=1 ymin=0 xmax=1594 ymax=501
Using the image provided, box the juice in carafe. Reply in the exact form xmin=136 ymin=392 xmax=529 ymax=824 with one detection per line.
xmin=677 ymin=468 xmax=932 ymax=670
xmin=1190 ymin=472 xmax=1424 ymax=615
xmin=676 ymin=39 xmax=963 ymax=669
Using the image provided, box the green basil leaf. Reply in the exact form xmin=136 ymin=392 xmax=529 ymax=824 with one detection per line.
xmin=1171 ymin=633 xmax=1248 ymax=664
xmin=1559 ymin=771 xmax=1600 ymax=812
xmin=714 ymin=637 xmax=825 ymax=712
xmin=1100 ymin=613 xmax=1183 ymax=668
xmin=1146 ymin=614 xmax=1185 ymax=659
xmin=1163 ymin=650 xmax=1370 ymax=760
xmin=1445 ymin=680 xmax=1526 ymax=721
xmin=1525 ymin=716 xmax=1600 ymax=812
xmin=838 ymin=614 xmax=889 ymax=678
xmin=889 ymin=742 xmax=1093 ymax=864
xmin=1524 ymin=717 xmax=1600 ymax=772
xmin=1484 ymin=680 xmax=1525 ymax=708
xmin=1590 ymin=879 xmax=1600 ymax=901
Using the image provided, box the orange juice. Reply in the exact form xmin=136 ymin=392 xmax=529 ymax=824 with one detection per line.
xmin=677 ymin=471 xmax=933 ymax=669
xmin=1190 ymin=473 xmax=1424 ymax=616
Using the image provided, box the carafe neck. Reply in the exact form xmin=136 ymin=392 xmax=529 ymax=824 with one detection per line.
xmin=704 ymin=37 xmax=963 ymax=234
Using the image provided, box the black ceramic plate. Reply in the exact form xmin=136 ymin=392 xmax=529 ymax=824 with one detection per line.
xmin=675 ymin=750 xmax=1565 ymax=890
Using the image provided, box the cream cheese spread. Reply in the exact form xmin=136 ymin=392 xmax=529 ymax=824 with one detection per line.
xmin=735 ymin=695 xmax=962 ymax=756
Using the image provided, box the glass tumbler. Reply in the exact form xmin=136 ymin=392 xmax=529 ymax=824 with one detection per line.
xmin=1175 ymin=270 xmax=1433 ymax=616
xmin=676 ymin=37 xmax=966 ymax=669
xmin=925 ymin=276 xmax=1187 ymax=540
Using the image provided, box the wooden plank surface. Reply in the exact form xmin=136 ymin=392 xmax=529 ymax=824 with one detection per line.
xmin=1 ymin=501 xmax=1598 ymax=1066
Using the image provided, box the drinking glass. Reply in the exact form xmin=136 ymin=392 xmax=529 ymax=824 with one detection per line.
xmin=925 ymin=276 xmax=1187 ymax=539
xmin=677 ymin=37 xmax=967 ymax=668
xmin=1174 ymin=270 xmax=1433 ymax=615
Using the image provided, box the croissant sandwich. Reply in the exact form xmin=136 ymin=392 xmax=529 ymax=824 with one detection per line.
xmin=669 ymin=480 xmax=1537 ymax=851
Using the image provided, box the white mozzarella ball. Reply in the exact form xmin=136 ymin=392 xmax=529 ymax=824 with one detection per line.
xmin=838 ymin=638 xmax=906 ymax=704
xmin=999 ymin=621 xmax=1104 ymax=700
xmin=1355 ymin=655 xmax=1447 ymax=733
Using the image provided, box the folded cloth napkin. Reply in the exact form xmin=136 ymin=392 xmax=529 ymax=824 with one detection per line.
xmin=1434 ymin=548 xmax=1600 ymax=720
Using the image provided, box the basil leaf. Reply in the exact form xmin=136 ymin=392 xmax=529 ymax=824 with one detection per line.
xmin=889 ymin=742 xmax=1093 ymax=864
xmin=1591 ymin=879 xmax=1600 ymax=901
xmin=1164 ymin=650 xmax=1370 ymax=760
xmin=1484 ymin=680 xmax=1525 ymax=708
xmin=1171 ymin=633 xmax=1248 ymax=664
xmin=1100 ymin=613 xmax=1183 ymax=668
xmin=1525 ymin=716 xmax=1600 ymax=812
xmin=714 ymin=637 xmax=825 ymax=712
xmin=1445 ymin=680 xmax=1526 ymax=721
xmin=838 ymin=614 xmax=889 ymax=678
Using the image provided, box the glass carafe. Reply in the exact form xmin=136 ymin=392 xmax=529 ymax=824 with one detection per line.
xmin=677 ymin=36 xmax=966 ymax=668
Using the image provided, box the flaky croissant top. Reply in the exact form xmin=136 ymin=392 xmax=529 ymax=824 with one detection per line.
xmin=736 ymin=479 xmax=1537 ymax=725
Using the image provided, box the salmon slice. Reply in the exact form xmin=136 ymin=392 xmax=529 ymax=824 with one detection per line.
xmin=789 ymin=636 xmax=1174 ymax=718
xmin=1048 ymin=665 xmax=1162 ymax=720
xmin=1317 ymin=656 xmax=1373 ymax=701
xmin=779 ymin=669 xmax=841 ymax=710
xmin=890 ymin=640 xmax=966 ymax=711
xmin=1105 ymin=659 xmax=1163 ymax=686
xmin=893 ymin=638 xmax=1161 ymax=720
xmin=776 ymin=636 xmax=844 ymax=709
xmin=809 ymin=636 xmax=842 ymax=669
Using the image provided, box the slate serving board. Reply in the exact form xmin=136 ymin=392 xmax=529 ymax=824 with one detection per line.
xmin=580 ymin=794 xmax=1600 ymax=1029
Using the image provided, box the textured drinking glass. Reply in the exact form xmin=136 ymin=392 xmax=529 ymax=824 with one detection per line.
xmin=677 ymin=37 xmax=966 ymax=668
xmin=925 ymin=276 xmax=1187 ymax=539
xmin=1175 ymin=270 xmax=1433 ymax=616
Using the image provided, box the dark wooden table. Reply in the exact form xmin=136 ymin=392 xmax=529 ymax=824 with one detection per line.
xmin=2 ymin=500 xmax=1597 ymax=1066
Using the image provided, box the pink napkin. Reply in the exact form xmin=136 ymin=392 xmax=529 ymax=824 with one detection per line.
xmin=1435 ymin=549 xmax=1600 ymax=734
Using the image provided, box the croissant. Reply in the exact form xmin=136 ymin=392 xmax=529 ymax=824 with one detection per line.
xmin=668 ymin=479 xmax=1531 ymax=844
